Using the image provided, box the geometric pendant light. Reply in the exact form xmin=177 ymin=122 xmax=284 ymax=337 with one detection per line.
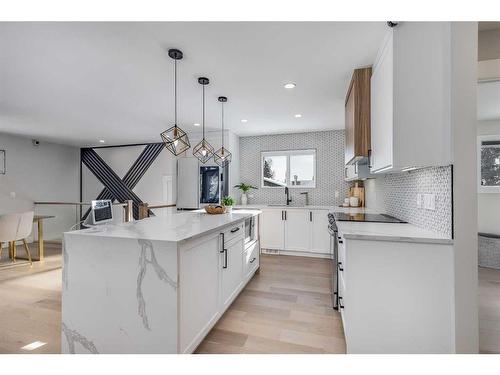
xmin=160 ymin=48 xmax=191 ymax=156
xmin=213 ymin=96 xmax=232 ymax=167
xmin=193 ymin=77 xmax=215 ymax=163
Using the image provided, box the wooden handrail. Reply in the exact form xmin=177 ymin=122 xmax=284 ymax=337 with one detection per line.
xmin=138 ymin=203 xmax=176 ymax=220
xmin=34 ymin=201 xmax=129 ymax=207
xmin=35 ymin=200 xmax=134 ymax=223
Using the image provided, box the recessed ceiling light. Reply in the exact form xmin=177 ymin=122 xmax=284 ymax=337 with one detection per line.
xmin=241 ymin=119 xmax=248 ymax=123
xmin=284 ymin=83 xmax=296 ymax=89
xmin=294 ymin=114 xmax=302 ymax=118
xmin=193 ymin=123 xmax=200 ymax=127
xmin=21 ymin=341 xmax=46 ymax=351
xmin=99 ymin=139 xmax=106 ymax=143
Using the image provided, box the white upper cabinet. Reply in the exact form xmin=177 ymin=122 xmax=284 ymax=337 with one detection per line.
xmin=370 ymin=22 xmax=452 ymax=174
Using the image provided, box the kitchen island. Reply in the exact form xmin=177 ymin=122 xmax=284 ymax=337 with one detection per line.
xmin=62 ymin=209 xmax=261 ymax=354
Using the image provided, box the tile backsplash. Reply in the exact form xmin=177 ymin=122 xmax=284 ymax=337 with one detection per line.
xmin=364 ymin=166 xmax=453 ymax=238
xmin=239 ymin=130 xmax=350 ymax=206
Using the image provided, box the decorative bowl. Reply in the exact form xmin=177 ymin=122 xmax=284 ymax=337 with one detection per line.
xmin=204 ymin=205 xmax=226 ymax=215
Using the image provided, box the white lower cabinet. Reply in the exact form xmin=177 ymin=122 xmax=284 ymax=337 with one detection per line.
xmin=284 ymin=209 xmax=310 ymax=251
xmin=221 ymin=236 xmax=244 ymax=310
xmin=260 ymin=208 xmax=285 ymax=249
xmin=179 ymin=220 xmax=260 ymax=353
xmin=338 ymin=229 xmax=455 ymax=354
xmin=261 ymin=208 xmax=330 ymax=256
xmin=310 ymin=210 xmax=330 ymax=254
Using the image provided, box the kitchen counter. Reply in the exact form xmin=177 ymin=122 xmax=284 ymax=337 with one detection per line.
xmin=65 ymin=210 xmax=260 ymax=243
xmin=236 ymin=204 xmax=451 ymax=244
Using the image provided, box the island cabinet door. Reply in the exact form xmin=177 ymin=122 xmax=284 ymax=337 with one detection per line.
xmin=179 ymin=232 xmax=221 ymax=353
xmin=221 ymin=236 xmax=244 ymax=310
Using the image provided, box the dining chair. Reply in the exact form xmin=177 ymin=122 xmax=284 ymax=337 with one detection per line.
xmin=0 ymin=212 xmax=21 ymax=263
xmin=15 ymin=211 xmax=34 ymax=266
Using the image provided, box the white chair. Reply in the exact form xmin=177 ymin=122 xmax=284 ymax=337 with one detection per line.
xmin=0 ymin=211 xmax=33 ymax=266
xmin=15 ymin=211 xmax=34 ymax=266
xmin=0 ymin=212 xmax=21 ymax=263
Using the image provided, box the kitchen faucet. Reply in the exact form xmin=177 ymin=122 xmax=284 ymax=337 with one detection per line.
xmin=285 ymin=187 xmax=292 ymax=206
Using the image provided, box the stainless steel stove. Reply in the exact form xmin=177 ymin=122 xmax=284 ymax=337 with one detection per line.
xmin=332 ymin=212 xmax=407 ymax=223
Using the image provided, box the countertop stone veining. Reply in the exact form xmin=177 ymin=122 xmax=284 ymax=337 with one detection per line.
xmin=64 ymin=210 xmax=260 ymax=243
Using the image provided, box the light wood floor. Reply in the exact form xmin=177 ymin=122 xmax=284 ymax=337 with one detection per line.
xmin=1 ymin=242 xmax=499 ymax=354
xmin=195 ymin=254 xmax=345 ymax=354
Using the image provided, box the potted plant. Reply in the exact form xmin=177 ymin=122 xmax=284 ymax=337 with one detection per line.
xmin=234 ymin=183 xmax=257 ymax=206
xmin=221 ymin=196 xmax=235 ymax=213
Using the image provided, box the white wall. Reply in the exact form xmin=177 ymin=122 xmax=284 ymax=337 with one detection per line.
xmin=477 ymin=120 xmax=500 ymax=235
xmin=0 ymin=132 xmax=79 ymax=240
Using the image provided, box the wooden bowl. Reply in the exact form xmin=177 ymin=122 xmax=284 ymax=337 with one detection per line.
xmin=204 ymin=205 xmax=226 ymax=215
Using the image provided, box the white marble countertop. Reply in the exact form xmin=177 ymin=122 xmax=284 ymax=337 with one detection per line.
xmin=335 ymin=221 xmax=453 ymax=245
xmin=234 ymin=204 xmax=338 ymax=210
xmin=65 ymin=210 xmax=260 ymax=243
xmin=235 ymin=204 xmax=452 ymax=245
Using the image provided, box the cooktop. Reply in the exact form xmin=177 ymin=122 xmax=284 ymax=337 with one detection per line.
xmin=333 ymin=212 xmax=407 ymax=223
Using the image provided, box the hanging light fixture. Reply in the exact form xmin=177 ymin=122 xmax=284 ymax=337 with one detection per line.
xmin=160 ymin=48 xmax=190 ymax=156
xmin=193 ymin=77 xmax=215 ymax=163
xmin=213 ymin=96 xmax=232 ymax=167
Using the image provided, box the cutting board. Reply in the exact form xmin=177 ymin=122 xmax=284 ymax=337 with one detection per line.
xmin=349 ymin=182 xmax=365 ymax=207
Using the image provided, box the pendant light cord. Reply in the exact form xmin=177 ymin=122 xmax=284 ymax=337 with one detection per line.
xmin=174 ymin=59 xmax=177 ymax=126
xmin=221 ymin=101 xmax=224 ymax=148
xmin=202 ymin=83 xmax=205 ymax=140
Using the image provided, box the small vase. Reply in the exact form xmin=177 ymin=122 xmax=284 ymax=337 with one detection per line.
xmin=241 ymin=193 xmax=248 ymax=206
xmin=226 ymin=206 xmax=233 ymax=213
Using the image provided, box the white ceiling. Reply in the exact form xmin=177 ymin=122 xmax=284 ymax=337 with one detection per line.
xmin=0 ymin=22 xmax=387 ymax=147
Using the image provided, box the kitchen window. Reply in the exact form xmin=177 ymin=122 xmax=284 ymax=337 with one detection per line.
xmin=478 ymin=135 xmax=500 ymax=193
xmin=261 ymin=149 xmax=316 ymax=188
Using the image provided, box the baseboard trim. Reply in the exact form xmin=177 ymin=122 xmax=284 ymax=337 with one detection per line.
xmin=261 ymin=248 xmax=331 ymax=259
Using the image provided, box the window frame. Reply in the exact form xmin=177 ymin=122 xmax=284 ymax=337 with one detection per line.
xmin=478 ymin=135 xmax=500 ymax=193
xmin=260 ymin=149 xmax=317 ymax=189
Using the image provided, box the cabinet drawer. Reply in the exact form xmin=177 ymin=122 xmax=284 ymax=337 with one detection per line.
xmin=244 ymin=241 xmax=260 ymax=278
xmin=223 ymin=222 xmax=244 ymax=243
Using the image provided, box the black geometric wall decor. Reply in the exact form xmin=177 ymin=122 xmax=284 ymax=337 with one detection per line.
xmin=80 ymin=143 xmax=164 ymax=220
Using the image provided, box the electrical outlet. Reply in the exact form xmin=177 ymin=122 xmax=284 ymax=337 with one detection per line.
xmin=423 ymin=194 xmax=436 ymax=210
xmin=416 ymin=194 xmax=422 ymax=208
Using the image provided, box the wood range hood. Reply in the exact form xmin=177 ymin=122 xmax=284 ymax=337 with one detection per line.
xmin=344 ymin=67 xmax=372 ymax=166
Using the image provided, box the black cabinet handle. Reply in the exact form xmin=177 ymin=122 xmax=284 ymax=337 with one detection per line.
xmin=220 ymin=233 xmax=227 ymax=269
xmin=220 ymin=233 xmax=225 ymax=253
xmin=282 ymin=210 xmax=284 ymax=220
xmin=368 ymin=149 xmax=372 ymax=169
xmin=354 ymin=163 xmax=358 ymax=174
xmin=230 ymin=227 xmax=240 ymax=233
xmin=339 ymin=296 xmax=344 ymax=309
xmin=285 ymin=211 xmax=287 ymax=220
xmin=249 ymin=257 xmax=256 ymax=263
xmin=338 ymin=240 xmax=343 ymax=244
xmin=309 ymin=211 xmax=312 ymax=222
xmin=338 ymin=262 xmax=344 ymax=272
